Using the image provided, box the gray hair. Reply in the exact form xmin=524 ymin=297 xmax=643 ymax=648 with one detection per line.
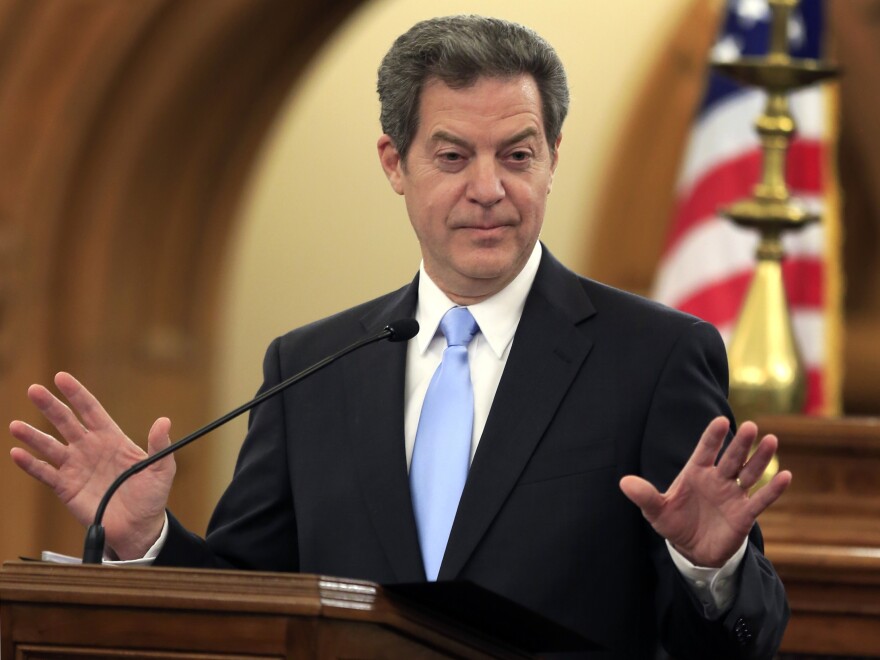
xmin=377 ymin=15 xmax=570 ymax=159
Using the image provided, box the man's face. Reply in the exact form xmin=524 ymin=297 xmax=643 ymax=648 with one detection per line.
xmin=378 ymin=75 xmax=560 ymax=303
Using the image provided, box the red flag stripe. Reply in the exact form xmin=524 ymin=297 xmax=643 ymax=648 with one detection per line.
xmin=674 ymin=257 xmax=824 ymax=328
xmin=664 ymin=140 xmax=825 ymax=256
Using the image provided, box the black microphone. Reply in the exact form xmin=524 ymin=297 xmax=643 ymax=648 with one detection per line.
xmin=82 ymin=318 xmax=419 ymax=564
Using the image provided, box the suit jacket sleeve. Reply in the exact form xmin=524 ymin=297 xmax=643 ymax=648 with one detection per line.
xmin=154 ymin=336 xmax=300 ymax=572
xmin=643 ymin=319 xmax=789 ymax=659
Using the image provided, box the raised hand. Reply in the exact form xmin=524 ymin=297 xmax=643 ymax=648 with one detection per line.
xmin=8 ymin=372 xmax=176 ymax=560
xmin=619 ymin=416 xmax=791 ymax=568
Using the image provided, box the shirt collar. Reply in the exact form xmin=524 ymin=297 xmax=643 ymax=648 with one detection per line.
xmin=415 ymin=242 xmax=542 ymax=358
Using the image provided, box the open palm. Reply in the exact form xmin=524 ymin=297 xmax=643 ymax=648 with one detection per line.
xmin=9 ymin=372 xmax=175 ymax=560
xmin=620 ymin=417 xmax=791 ymax=568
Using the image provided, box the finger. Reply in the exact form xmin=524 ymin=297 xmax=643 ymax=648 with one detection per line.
xmin=8 ymin=420 xmax=67 ymax=466
xmin=146 ymin=417 xmax=177 ymax=477
xmin=689 ymin=416 xmax=731 ymax=468
xmin=717 ymin=421 xmax=759 ymax=480
xmin=10 ymin=447 xmax=60 ymax=490
xmin=54 ymin=372 xmax=120 ymax=434
xmin=747 ymin=469 xmax=792 ymax=517
xmin=27 ymin=383 xmax=87 ymax=443
xmin=619 ymin=475 xmax=665 ymax=522
xmin=736 ymin=434 xmax=779 ymax=490
xmin=147 ymin=417 xmax=173 ymax=456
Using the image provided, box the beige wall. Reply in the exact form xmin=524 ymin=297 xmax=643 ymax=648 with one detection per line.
xmin=212 ymin=0 xmax=693 ymax=495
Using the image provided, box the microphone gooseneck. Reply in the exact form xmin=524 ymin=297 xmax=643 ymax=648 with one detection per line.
xmin=82 ymin=318 xmax=418 ymax=565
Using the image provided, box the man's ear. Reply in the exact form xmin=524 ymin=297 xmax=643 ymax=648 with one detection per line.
xmin=377 ymin=134 xmax=405 ymax=195
xmin=548 ymin=133 xmax=562 ymax=194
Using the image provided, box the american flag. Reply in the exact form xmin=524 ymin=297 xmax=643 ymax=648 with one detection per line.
xmin=652 ymin=0 xmax=836 ymax=414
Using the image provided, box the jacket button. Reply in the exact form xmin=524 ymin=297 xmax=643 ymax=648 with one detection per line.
xmin=733 ymin=617 xmax=752 ymax=646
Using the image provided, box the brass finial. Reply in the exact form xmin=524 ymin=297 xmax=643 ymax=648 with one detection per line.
xmin=710 ymin=0 xmax=837 ymax=481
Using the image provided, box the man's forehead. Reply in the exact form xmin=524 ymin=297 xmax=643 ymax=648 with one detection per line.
xmin=421 ymin=72 xmax=537 ymax=97
xmin=417 ymin=74 xmax=544 ymax=125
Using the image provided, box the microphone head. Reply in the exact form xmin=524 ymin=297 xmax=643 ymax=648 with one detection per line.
xmin=385 ymin=318 xmax=419 ymax=342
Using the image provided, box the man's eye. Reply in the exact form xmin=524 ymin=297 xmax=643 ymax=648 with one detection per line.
xmin=509 ymin=151 xmax=531 ymax=162
xmin=441 ymin=153 xmax=462 ymax=161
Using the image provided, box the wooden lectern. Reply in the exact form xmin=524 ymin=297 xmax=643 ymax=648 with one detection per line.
xmin=0 ymin=562 xmax=553 ymax=659
xmin=757 ymin=416 xmax=880 ymax=657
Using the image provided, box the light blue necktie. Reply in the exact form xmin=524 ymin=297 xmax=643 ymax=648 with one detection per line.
xmin=410 ymin=306 xmax=479 ymax=581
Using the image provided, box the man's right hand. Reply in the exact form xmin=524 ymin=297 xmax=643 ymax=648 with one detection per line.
xmin=8 ymin=372 xmax=175 ymax=560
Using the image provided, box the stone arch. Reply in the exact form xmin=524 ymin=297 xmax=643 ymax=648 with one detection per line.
xmin=0 ymin=0 xmax=363 ymax=558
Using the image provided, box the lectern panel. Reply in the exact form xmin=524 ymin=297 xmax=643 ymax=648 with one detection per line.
xmin=16 ymin=647 xmax=273 ymax=660
xmin=0 ymin=564 xmax=534 ymax=660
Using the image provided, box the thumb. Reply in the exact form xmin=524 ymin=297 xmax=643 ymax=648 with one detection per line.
xmin=619 ymin=475 xmax=665 ymax=521
xmin=146 ymin=417 xmax=173 ymax=459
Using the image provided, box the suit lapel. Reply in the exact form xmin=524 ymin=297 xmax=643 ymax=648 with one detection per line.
xmin=439 ymin=251 xmax=596 ymax=580
xmin=345 ymin=278 xmax=426 ymax=582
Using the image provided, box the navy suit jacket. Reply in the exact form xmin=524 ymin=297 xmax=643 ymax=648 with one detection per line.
xmin=156 ymin=248 xmax=788 ymax=658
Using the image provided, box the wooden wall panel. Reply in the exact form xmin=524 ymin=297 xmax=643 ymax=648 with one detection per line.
xmin=832 ymin=0 xmax=880 ymax=414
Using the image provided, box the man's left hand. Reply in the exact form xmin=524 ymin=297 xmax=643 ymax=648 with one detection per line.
xmin=619 ymin=416 xmax=791 ymax=568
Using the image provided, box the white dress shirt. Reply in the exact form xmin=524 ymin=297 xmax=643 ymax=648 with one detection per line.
xmin=405 ymin=242 xmax=542 ymax=468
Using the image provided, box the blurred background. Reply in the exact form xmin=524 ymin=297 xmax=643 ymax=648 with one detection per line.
xmin=1 ymin=0 xmax=879 ymax=563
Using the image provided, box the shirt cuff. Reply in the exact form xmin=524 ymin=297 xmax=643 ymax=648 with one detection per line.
xmin=666 ymin=538 xmax=748 ymax=620
xmin=102 ymin=512 xmax=169 ymax=565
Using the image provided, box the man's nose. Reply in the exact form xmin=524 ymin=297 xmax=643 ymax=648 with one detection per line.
xmin=466 ymin=158 xmax=504 ymax=207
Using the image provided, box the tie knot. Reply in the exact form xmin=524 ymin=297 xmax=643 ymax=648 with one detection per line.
xmin=440 ymin=307 xmax=479 ymax=347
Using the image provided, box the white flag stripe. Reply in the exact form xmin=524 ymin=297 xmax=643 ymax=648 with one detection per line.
xmin=654 ymin=210 xmax=825 ymax=307
xmin=716 ymin=308 xmax=825 ymax=367
xmin=677 ymin=86 xmax=824 ymax=196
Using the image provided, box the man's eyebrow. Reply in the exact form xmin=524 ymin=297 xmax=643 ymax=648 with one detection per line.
xmin=500 ymin=127 xmax=540 ymax=149
xmin=429 ymin=130 xmax=473 ymax=150
xmin=429 ymin=127 xmax=541 ymax=151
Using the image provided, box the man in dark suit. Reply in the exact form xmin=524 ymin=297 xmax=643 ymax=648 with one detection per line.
xmin=10 ymin=15 xmax=789 ymax=658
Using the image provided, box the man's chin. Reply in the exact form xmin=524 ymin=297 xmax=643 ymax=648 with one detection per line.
xmin=451 ymin=255 xmax=527 ymax=290
xmin=456 ymin=257 xmax=515 ymax=280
